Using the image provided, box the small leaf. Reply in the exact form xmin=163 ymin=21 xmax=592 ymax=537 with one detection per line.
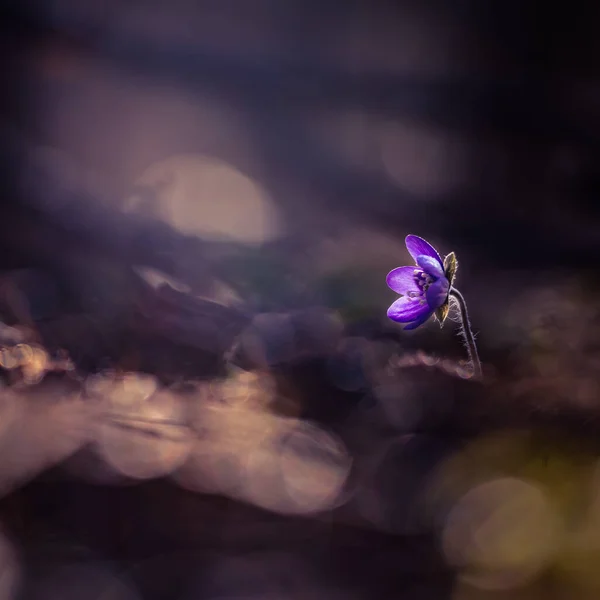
xmin=444 ymin=252 xmax=458 ymax=285
xmin=435 ymin=301 xmax=450 ymax=326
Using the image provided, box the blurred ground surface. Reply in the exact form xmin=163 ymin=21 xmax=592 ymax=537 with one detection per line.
xmin=1 ymin=1 xmax=600 ymax=599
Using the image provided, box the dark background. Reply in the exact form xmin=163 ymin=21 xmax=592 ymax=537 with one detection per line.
xmin=0 ymin=1 xmax=600 ymax=599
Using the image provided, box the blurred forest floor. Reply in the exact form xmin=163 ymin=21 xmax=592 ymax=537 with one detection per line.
xmin=1 ymin=1 xmax=600 ymax=599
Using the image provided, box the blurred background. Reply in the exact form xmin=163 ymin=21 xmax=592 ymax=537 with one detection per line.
xmin=1 ymin=0 xmax=600 ymax=598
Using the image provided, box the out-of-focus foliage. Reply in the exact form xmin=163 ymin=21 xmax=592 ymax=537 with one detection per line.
xmin=1 ymin=0 xmax=600 ymax=599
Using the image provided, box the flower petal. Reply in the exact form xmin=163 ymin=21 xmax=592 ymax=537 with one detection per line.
xmin=405 ymin=235 xmax=443 ymax=267
xmin=404 ymin=309 xmax=434 ymax=330
xmin=426 ymin=277 xmax=450 ymax=309
xmin=417 ymin=255 xmax=445 ymax=279
xmin=387 ymin=296 xmax=430 ymax=323
xmin=386 ymin=266 xmax=421 ymax=294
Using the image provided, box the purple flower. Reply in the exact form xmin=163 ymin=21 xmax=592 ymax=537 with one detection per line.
xmin=386 ymin=235 xmax=457 ymax=330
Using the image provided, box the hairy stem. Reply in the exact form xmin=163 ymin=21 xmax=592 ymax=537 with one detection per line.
xmin=449 ymin=287 xmax=482 ymax=379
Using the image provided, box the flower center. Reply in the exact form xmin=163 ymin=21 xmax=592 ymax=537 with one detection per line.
xmin=406 ymin=270 xmax=434 ymax=304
